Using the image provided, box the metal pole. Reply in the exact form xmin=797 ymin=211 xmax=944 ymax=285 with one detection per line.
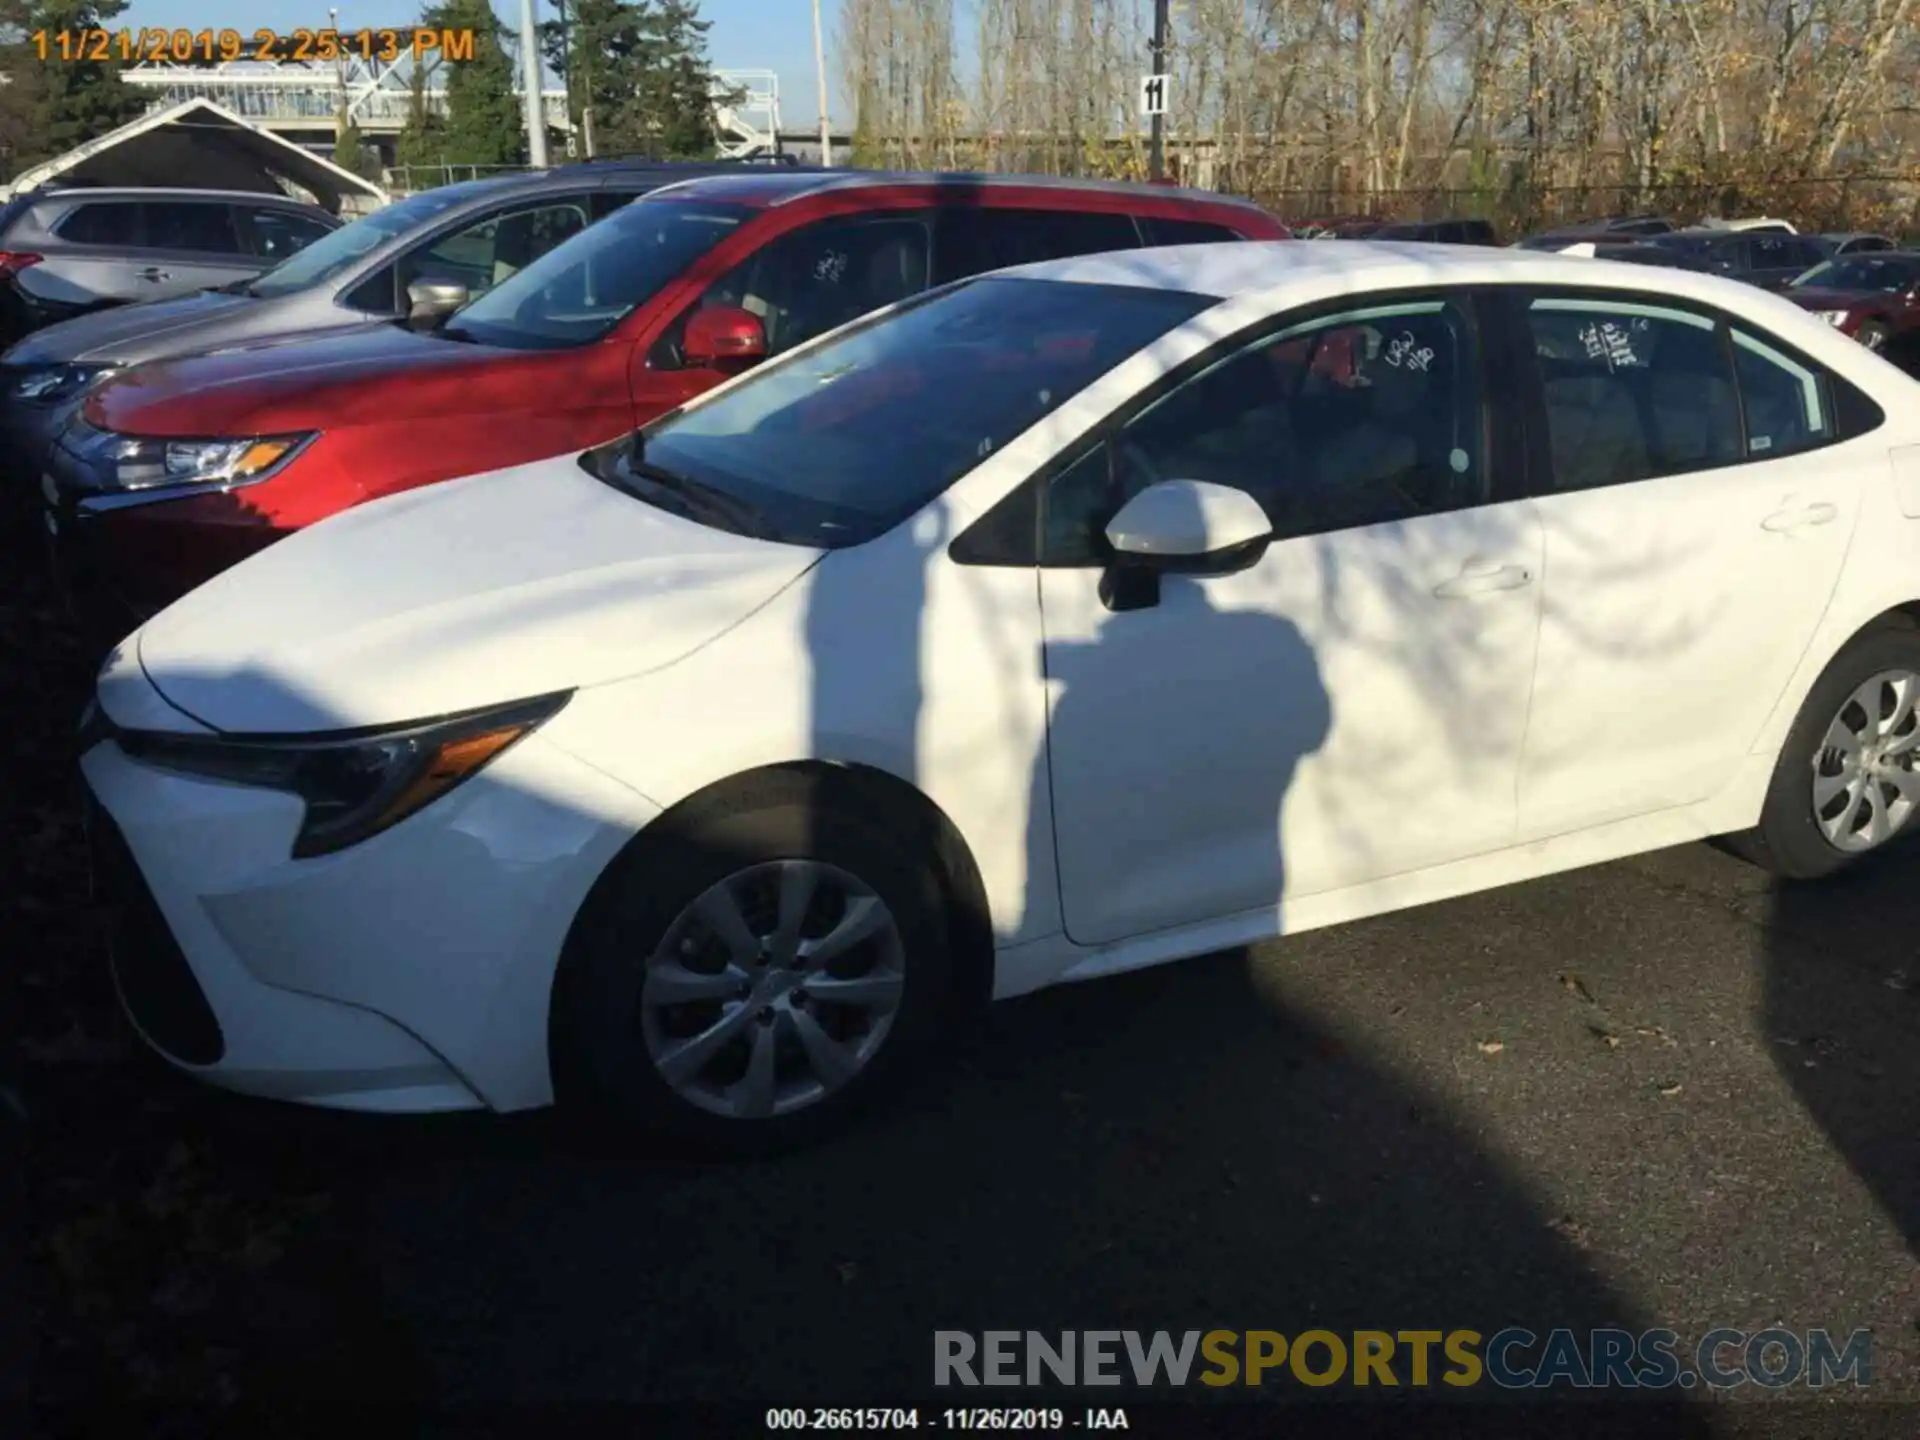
xmin=1149 ymin=0 xmax=1168 ymax=181
xmin=519 ymin=0 xmax=549 ymax=168
xmin=330 ymin=7 xmax=345 ymax=138
xmin=812 ymin=0 xmax=832 ymax=165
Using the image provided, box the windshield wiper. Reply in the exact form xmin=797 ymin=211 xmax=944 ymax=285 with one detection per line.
xmin=620 ymin=445 xmax=770 ymax=537
xmin=435 ymin=323 xmax=478 ymax=343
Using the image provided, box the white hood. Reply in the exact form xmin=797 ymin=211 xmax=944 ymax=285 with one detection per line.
xmin=135 ymin=455 xmax=821 ymax=734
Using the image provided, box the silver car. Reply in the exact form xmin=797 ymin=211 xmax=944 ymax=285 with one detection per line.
xmin=0 ymin=186 xmax=338 ymax=344
xmin=0 ymin=161 xmax=805 ymax=477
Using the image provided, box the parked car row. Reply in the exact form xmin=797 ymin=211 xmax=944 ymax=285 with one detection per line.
xmin=20 ymin=169 xmax=1284 ymax=626
xmin=21 ymin=167 xmax=1920 ymax=1150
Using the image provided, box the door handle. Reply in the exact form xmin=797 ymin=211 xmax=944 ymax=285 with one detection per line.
xmin=1761 ymin=502 xmax=1839 ymax=533
xmin=1433 ymin=563 xmax=1534 ymax=599
xmin=136 ymin=267 xmax=170 ymax=282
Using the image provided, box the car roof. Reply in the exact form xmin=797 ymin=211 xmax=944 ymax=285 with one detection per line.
xmin=27 ymin=185 xmax=328 ymax=206
xmin=1009 ymin=238 xmax=1821 ymax=306
xmin=639 ymin=168 xmax=1274 ymax=216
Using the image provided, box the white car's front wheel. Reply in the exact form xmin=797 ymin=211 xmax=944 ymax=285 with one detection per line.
xmin=552 ymin=770 xmax=960 ymax=1152
xmin=1733 ymin=622 xmax=1920 ymax=878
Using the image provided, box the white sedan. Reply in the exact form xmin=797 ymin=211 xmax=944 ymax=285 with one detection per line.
xmin=81 ymin=241 xmax=1920 ymax=1149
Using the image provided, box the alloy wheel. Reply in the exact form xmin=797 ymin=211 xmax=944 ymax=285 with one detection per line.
xmin=638 ymin=859 xmax=907 ymax=1119
xmin=1811 ymin=668 xmax=1920 ymax=852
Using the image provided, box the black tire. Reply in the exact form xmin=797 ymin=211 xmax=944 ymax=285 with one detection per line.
xmin=551 ymin=770 xmax=959 ymax=1154
xmin=1857 ymin=320 xmax=1891 ymax=354
xmin=1727 ymin=623 xmax=1920 ymax=880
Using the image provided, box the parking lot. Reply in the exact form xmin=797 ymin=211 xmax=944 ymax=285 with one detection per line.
xmin=12 ymin=519 xmax=1918 ymax=1426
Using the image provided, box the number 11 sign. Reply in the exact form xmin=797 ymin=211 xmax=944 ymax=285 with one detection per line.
xmin=1139 ymin=72 xmax=1169 ymax=116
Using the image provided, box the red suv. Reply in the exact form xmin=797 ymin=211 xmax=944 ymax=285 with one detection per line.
xmin=41 ymin=171 xmax=1286 ymax=621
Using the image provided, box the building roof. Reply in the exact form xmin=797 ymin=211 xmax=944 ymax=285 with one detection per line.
xmin=0 ymin=96 xmax=387 ymax=214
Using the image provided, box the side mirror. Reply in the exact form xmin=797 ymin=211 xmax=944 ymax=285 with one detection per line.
xmin=1099 ymin=479 xmax=1272 ymax=613
xmin=406 ymin=279 xmax=469 ymax=329
xmin=684 ymin=304 xmax=768 ymax=369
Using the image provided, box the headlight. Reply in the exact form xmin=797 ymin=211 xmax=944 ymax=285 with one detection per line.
xmin=80 ymin=428 xmax=316 ymax=492
xmin=9 ymin=362 xmax=117 ymax=402
xmin=113 ymin=692 xmax=571 ymax=858
xmin=1815 ymin=310 xmax=1852 ymax=328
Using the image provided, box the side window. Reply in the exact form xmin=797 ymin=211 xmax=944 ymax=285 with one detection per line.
xmin=54 ymin=203 xmax=140 ymax=246
xmin=933 ymin=208 xmax=1140 ymax=283
xmin=590 ymin=190 xmax=641 ymax=220
xmin=342 ymin=266 xmax=399 ymax=315
xmin=1750 ymin=235 xmax=1809 ymax=272
xmin=1702 ymin=241 xmax=1746 ymax=275
xmin=1137 ymin=216 xmax=1244 ymax=246
xmin=675 ymin=213 xmax=932 ymax=360
xmin=1041 ymin=295 xmax=1487 ymax=564
xmin=142 ymin=202 xmax=242 ymax=255
xmin=240 ymin=208 xmax=331 ymax=262
xmin=1524 ymin=296 xmax=1742 ymax=493
xmin=397 ymin=201 xmax=591 ymax=298
xmin=1731 ymin=328 xmax=1833 ymax=459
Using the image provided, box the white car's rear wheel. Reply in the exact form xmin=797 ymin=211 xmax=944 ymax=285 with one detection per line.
xmin=1732 ymin=624 xmax=1920 ymax=878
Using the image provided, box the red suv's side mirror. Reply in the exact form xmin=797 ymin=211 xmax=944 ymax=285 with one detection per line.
xmin=684 ymin=305 xmax=768 ymax=368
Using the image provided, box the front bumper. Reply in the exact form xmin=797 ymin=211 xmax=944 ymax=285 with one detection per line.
xmin=79 ymin=692 xmax=663 ymax=1113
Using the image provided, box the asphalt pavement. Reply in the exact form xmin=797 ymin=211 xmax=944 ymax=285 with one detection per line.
xmin=138 ymin=836 xmax=1919 ymax=1426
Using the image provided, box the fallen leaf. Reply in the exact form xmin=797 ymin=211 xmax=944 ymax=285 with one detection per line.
xmin=1559 ymin=973 xmax=1596 ymax=1005
xmin=1885 ymin=972 xmax=1912 ymax=993
xmin=1476 ymin=1040 xmax=1504 ymax=1056
xmin=1657 ymin=1082 xmax=1683 ymax=1097
xmin=836 ymin=1262 xmax=859 ymax=1283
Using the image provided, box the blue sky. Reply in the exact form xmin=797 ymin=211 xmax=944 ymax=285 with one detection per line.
xmin=118 ymin=0 xmax=848 ymax=125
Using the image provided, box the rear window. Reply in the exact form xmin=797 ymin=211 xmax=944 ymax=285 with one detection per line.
xmin=54 ymin=202 xmax=140 ymax=246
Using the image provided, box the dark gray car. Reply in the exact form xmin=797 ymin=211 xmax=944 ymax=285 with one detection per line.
xmin=0 ymin=185 xmax=338 ymax=343
xmin=1646 ymin=228 xmax=1830 ymax=290
xmin=0 ymin=160 xmax=806 ymax=476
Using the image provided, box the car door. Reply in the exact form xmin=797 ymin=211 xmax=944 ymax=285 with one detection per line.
xmin=1031 ymin=290 xmax=1545 ymax=944
xmin=135 ymin=200 xmax=258 ymax=296
xmin=39 ymin=200 xmax=149 ymax=305
xmin=1507 ymin=289 xmax=1870 ymax=839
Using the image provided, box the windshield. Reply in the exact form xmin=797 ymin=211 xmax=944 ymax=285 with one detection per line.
xmin=246 ymin=186 xmax=480 ymax=298
xmin=1790 ymin=254 xmax=1920 ymax=292
xmin=445 ymin=200 xmax=751 ymax=350
xmin=596 ymin=277 xmax=1214 ymax=547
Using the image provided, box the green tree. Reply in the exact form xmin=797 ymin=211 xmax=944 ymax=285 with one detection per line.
xmin=397 ymin=0 xmax=525 ymax=182
xmin=555 ymin=0 xmax=724 ymax=160
xmin=431 ymin=0 xmax=526 ymax=167
xmin=332 ymin=114 xmax=380 ymax=182
xmin=393 ymin=53 xmax=447 ymax=184
xmin=0 ymin=0 xmax=146 ymax=179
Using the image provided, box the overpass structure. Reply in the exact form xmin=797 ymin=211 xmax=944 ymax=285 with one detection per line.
xmin=120 ymin=56 xmax=783 ymax=161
